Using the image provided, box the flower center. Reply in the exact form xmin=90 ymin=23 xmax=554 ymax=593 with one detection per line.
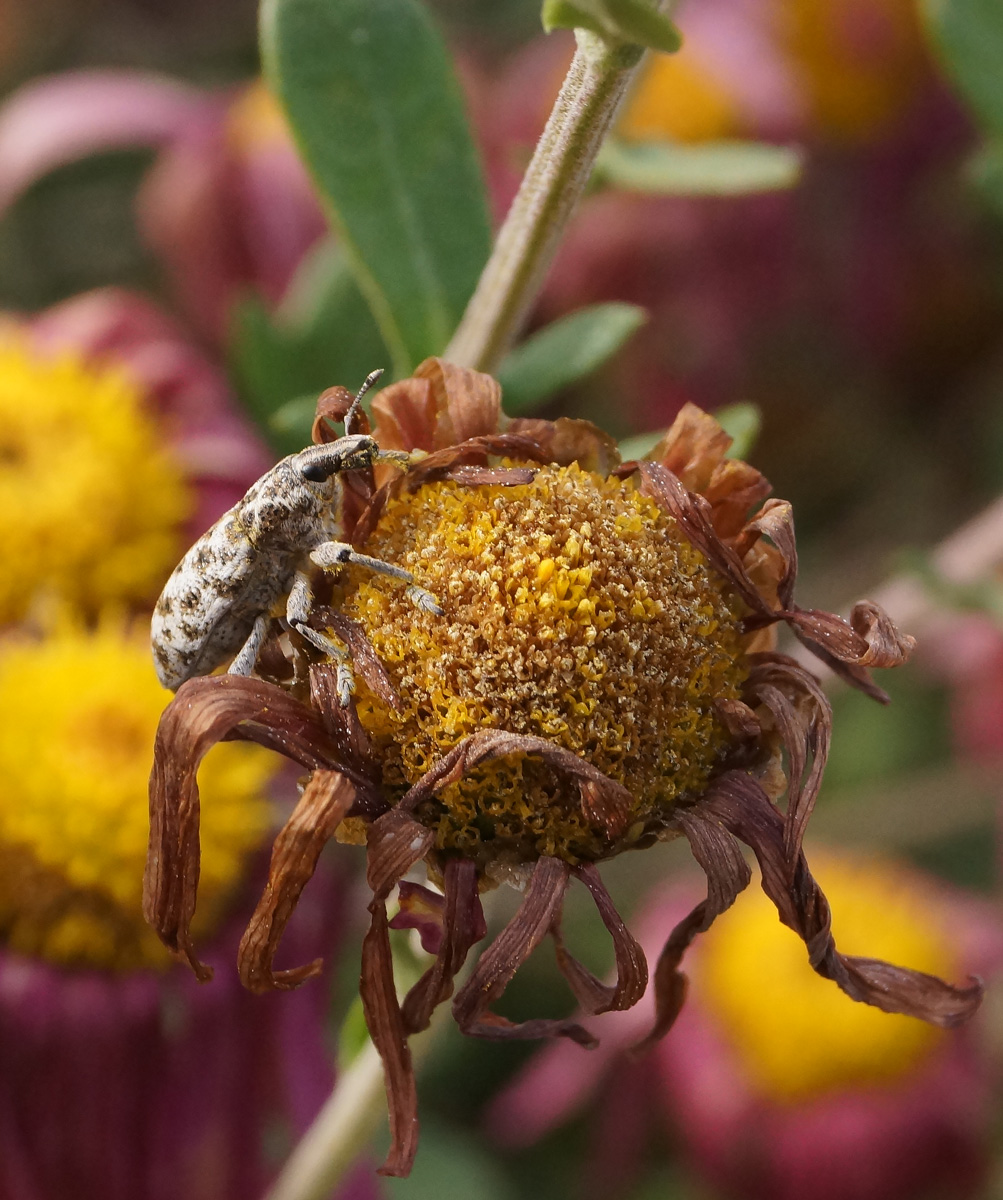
xmin=341 ymin=463 xmax=747 ymax=870
xmin=696 ymin=854 xmax=954 ymax=1100
xmin=0 ymin=338 xmax=191 ymax=624
xmin=0 ymin=622 xmax=275 ymax=970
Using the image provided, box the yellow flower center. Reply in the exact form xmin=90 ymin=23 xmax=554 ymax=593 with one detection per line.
xmin=0 ymin=338 xmax=191 ymax=624
xmin=0 ymin=622 xmax=275 ymax=970
xmin=341 ymin=463 xmax=747 ymax=869
xmin=696 ymin=854 xmax=954 ymax=1100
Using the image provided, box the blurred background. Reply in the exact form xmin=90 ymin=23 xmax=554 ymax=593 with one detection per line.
xmin=1 ymin=1 xmax=1003 ymax=1198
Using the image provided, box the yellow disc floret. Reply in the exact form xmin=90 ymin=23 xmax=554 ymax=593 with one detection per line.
xmin=0 ymin=621 xmax=275 ymax=970
xmin=341 ymin=463 xmax=747 ymax=868
xmin=0 ymin=338 xmax=191 ymax=623
xmin=697 ymin=853 xmax=954 ymax=1099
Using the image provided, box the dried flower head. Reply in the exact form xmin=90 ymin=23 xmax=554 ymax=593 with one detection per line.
xmin=145 ymin=359 xmax=982 ymax=1177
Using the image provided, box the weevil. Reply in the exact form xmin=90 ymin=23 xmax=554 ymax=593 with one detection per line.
xmin=151 ymin=369 xmax=441 ymax=702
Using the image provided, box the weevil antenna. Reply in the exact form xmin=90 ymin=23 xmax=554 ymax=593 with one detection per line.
xmin=344 ymin=368 xmax=384 ymax=435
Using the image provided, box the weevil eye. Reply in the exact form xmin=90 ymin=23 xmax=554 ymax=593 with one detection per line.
xmin=301 ymin=460 xmax=335 ymax=483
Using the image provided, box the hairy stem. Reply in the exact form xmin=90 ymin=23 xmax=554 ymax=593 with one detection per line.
xmin=444 ymin=31 xmax=645 ymax=373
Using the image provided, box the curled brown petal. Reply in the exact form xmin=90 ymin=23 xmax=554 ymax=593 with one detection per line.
xmin=312 ymin=611 xmax=403 ymax=714
xmin=312 ymin=384 xmax=371 ymax=443
xmin=648 ymin=402 xmax=731 ymax=493
xmin=702 ymin=770 xmax=984 ymax=1027
xmin=440 ymin=464 xmax=537 ymax=486
xmin=361 ymin=898 xmax=420 ymax=1178
xmin=402 ymin=858 xmax=487 ymax=1035
xmin=745 ymin=654 xmax=831 ymax=875
xmin=635 ymin=806 xmax=751 ymax=1052
xmin=361 ymin=809 xmax=437 ymax=1178
xmin=402 ymin=433 xmax=546 ymax=491
xmin=850 ymin=600 xmax=917 ymax=668
xmin=238 ymin=771 xmax=355 ymax=993
xmin=453 ymin=857 xmax=596 ymax=1046
xmin=702 ymin=457 xmax=772 ymax=541
xmin=552 ymin=863 xmax=647 ymax=1016
xmin=390 ymin=882 xmax=447 ymax=955
xmin=145 ymin=675 xmax=348 ymax=980
xmin=397 ymin=730 xmax=634 ymax=841
xmin=414 ymin=357 xmax=502 ymax=446
xmin=507 ymin=416 xmax=620 ymax=474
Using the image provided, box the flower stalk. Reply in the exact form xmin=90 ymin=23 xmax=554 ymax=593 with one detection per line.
xmin=444 ymin=31 xmax=646 ymax=373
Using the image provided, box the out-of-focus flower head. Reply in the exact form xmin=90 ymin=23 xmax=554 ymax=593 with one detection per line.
xmin=490 ymin=851 xmax=1001 ymax=1200
xmin=143 ymin=362 xmax=979 ymax=1178
xmin=0 ymin=286 xmax=269 ymax=624
xmin=0 ymin=616 xmax=368 ymax=1200
xmin=0 ymin=73 xmax=326 ymax=343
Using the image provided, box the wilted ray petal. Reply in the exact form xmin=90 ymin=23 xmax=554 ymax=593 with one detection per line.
xmin=361 ymin=810 xmax=436 ymax=1179
xmin=508 ymin=415 xmax=620 ymax=473
xmin=401 ymin=433 xmax=546 ymax=491
xmin=702 ymin=771 xmax=984 ymax=1027
xmin=634 ymin=807 xmax=751 ymax=1051
xmin=415 ymin=356 xmax=502 ymax=445
xmin=238 ymin=771 xmax=355 ymax=993
xmin=402 ymin=859 xmax=486 ymax=1035
xmin=144 ymin=675 xmax=341 ymax=980
xmin=746 ymin=653 xmax=831 ymax=873
xmin=552 ymin=864 xmax=647 ymax=1016
xmin=397 ymin=730 xmax=633 ymax=840
xmin=361 ymin=900 xmax=420 ymax=1178
xmin=314 ymin=611 xmax=403 ymax=714
xmin=850 ymin=599 xmax=917 ymax=668
xmin=453 ymin=857 xmax=596 ymax=1045
xmin=390 ymin=881 xmax=446 ymax=955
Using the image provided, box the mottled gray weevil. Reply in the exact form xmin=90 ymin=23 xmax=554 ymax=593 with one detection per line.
xmin=151 ymin=369 xmax=441 ymax=702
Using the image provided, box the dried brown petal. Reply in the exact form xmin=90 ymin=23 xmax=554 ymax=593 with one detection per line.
xmin=312 ymin=611 xmax=403 ymax=714
xmin=312 ymin=384 xmax=372 ymax=443
xmin=401 ymin=433 xmax=546 ymax=492
xmin=635 ymin=806 xmax=751 ymax=1051
xmin=452 ymin=857 xmax=596 ymax=1045
xmin=401 ymin=858 xmax=486 ymax=1035
xmin=440 ymin=465 xmax=537 ymax=487
xmin=397 ymin=730 xmax=634 ymax=841
xmin=746 ymin=653 xmax=831 ymax=873
xmin=552 ymin=864 xmax=647 ymax=1016
xmin=703 ymin=457 xmax=772 ymax=541
xmin=702 ymin=770 xmax=984 ymax=1027
xmin=145 ymin=675 xmax=348 ymax=980
xmin=415 ymin=357 xmax=502 ymax=446
xmin=238 ymin=771 xmax=355 ymax=993
xmin=850 ymin=599 xmax=917 ymax=668
xmin=507 ymin=416 xmax=620 ymax=474
xmin=713 ymin=697 xmax=762 ymax=741
xmin=361 ymin=897 xmax=420 ymax=1178
xmin=648 ymin=402 xmax=732 ymax=493
xmin=366 ymin=808 xmax=435 ymax=900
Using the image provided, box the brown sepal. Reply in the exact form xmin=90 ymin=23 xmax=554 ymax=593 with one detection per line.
xmin=397 ymin=729 xmax=634 ymax=841
xmin=401 ymin=858 xmax=487 ymax=1035
xmin=551 ymin=863 xmax=647 ymax=1016
xmin=452 ymin=857 xmax=596 ymax=1045
xmin=702 ymin=770 xmax=984 ymax=1028
xmin=634 ymin=805 xmax=751 ymax=1051
xmin=238 ymin=770 xmax=356 ymax=993
xmin=145 ymin=675 xmax=351 ymax=980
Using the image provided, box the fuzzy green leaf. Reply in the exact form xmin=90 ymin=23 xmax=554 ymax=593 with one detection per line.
xmin=497 ymin=303 xmax=647 ymax=413
xmin=595 ymin=138 xmax=803 ymax=195
xmin=261 ymin=0 xmax=492 ymax=375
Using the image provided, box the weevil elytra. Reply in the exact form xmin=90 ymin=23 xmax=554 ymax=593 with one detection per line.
xmin=151 ymin=370 xmax=441 ymax=702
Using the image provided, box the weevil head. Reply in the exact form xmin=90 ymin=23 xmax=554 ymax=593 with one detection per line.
xmin=295 ymin=435 xmax=381 ymax=489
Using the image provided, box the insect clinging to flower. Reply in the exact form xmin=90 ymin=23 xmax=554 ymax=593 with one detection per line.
xmin=150 ymin=369 xmax=442 ymax=703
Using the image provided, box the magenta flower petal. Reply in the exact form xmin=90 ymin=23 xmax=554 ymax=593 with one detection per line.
xmin=0 ymin=71 xmax=216 ymax=216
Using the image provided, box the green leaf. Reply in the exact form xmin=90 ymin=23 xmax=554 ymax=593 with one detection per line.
xmin=715 ymin=401 xmax=761 ymax=459
xmin=968 ymin=140 xmax=1003 ymax=219
xmin=922 ymin=0 xmax=1003 ymax=136
xmin=229 ymin=239 xmax=387 ymax=455
xmin=595 ymin=138 xmax=803 ymax=195
xmin=542 ymin=0 xmax=682 ymax=52
xmin=617 ymin=429 xmax=662 ymax=461
xmin=497 ymin=303 xmax=647 ymax=413
xmin=261 ymin=0 xmax=492 ymax=375
xmin=381 ymin=1119 xmax=517 ymax=1200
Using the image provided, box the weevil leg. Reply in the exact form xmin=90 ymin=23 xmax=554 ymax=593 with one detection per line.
xmin=309 ymin=541 xmax=443 ymax=616
xmin=286 ymin=569 xmax=355 ymax=703
xmin=228 ymin=612 xmax=270 ymax=677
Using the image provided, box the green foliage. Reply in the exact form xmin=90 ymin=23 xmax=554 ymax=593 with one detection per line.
xmin=381 ymin=1118 xmax=518 ymax=1200
xmin=922 ymin=0 xmax=1003 ymax=135
xmin=229 ymin=240 xmax=387 ymax=455
xmin=541 ymin=0 xmax=682 ymax=52
xmin=595 ymin=138 xmax=803 ymax=196
xmin=261 ymin=0 xmax=492 ymax=376
xmin=497 ymin=303 xmax=647 ymax=412
xmin=922 ymin=0 xmax=1003 ymax=214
